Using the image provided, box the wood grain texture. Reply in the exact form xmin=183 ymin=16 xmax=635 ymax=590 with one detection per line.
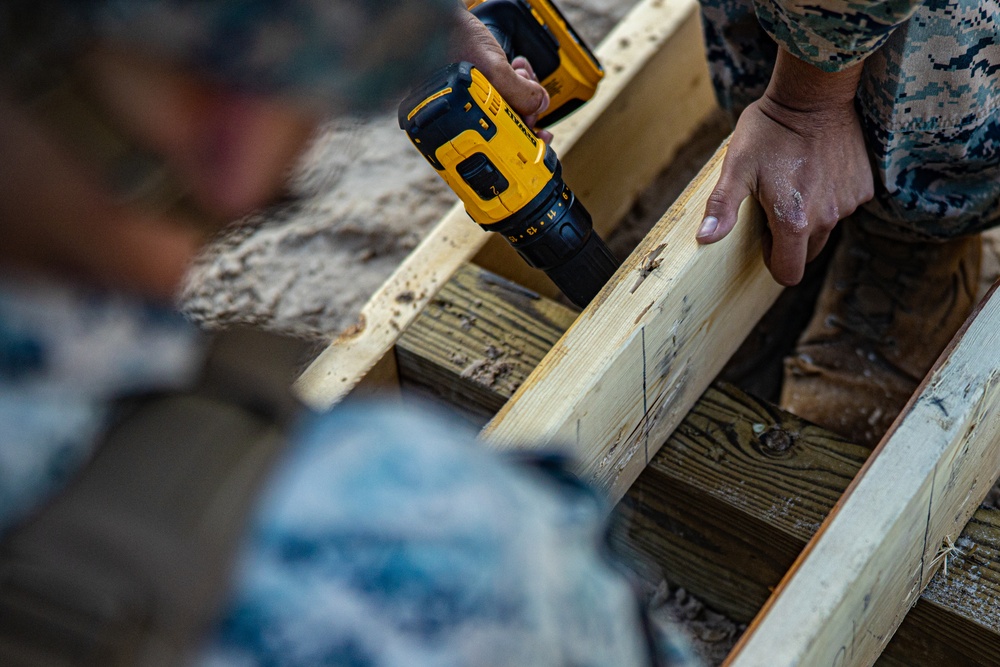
xmin=613 ymin=384 xmax=867 ymax=620
xmin=396 ymin=263 xmax=577 ymax=418
xmin=728 ymin=283 xmax=1000 ymax=667
xmin=613 ymin=384 xmax=1000 ymax=667
xmin=481 ymin=142 xmax=785 ymax=503
xmin=294 ymin=0 xmax=717 ymax=409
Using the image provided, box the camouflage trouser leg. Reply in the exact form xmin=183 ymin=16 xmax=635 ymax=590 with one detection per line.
xmin=698 ymin=0 xmax=1000 ymax=242
xmin=697 ymin=0 xmax=775 ymax=125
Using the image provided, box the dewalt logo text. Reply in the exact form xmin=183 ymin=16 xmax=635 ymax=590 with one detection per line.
xmin=503 ymin=105 xmax=537 ymax=147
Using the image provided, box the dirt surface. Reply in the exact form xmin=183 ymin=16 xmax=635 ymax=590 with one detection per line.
xmin=178 ymin=116 xmax=455 ymax=339
xmin=649 ymin=582 xmax=745 ymax=664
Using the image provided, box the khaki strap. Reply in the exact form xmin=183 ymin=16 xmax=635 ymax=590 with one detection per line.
xmin=0 ymin=329 xmax=309 ymax=667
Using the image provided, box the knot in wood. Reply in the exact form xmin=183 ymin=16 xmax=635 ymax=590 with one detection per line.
xmin=757 ymin=426 xmax=794 ymax=456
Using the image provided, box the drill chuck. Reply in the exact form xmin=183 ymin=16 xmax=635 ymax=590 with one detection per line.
xmin=485 ymin=160 xmax=618 ymax=307
xmin=541 ymin=214 xmax=620 ymax=308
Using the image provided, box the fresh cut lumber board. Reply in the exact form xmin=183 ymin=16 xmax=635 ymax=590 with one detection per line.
xmin=481 ymin=142 xmax=785 ymax=503
xmin=295 ymin=0 xmax=716 ymax=409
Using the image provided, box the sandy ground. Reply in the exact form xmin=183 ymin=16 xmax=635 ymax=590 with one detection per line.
xmin=178 ymin=115 xmax=455 ymax=339
xmin=176 ymin=2 xmax=1000 ymax=664
xmin=178 ymin=0 xmax=633 ymax=340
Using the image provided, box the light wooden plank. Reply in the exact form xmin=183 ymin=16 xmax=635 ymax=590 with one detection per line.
xmin=471 ymin=5 xmax=717 ymax=295
xmin=727 ymin=283 xmax=1000 ymax=667
xmin=294 ymin=0 xmax=716 ymax=409
xmin=480 ymin=141 xmax=785 ymax=503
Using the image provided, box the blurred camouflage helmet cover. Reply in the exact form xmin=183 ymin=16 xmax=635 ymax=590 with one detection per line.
xmin=1 ymin=0 xmax=459 ymax=112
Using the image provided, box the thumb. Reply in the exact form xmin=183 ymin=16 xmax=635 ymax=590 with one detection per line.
xmin=697 ymin=162 xmax=752 ymax=244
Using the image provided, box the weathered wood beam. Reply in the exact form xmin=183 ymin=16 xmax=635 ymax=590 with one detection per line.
xmin=396 ymin=263 xmax=577 ymax=418
xmin=727 ymin=283 xmax=1000 ymax=667
xmin=481 ymin=141 xmax=785 ymax=503
xmin=294 ymin=0 xmax=717 ymax=409
xmin=397 ymin=260 xmax=1000 ymax=665
xmin=613 ymin=385 xmax=867 ymax=620
xmin=615 ymin=384 xmax=1000 ymax=667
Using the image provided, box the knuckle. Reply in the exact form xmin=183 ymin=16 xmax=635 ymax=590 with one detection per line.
xmin=707 ymin=189 xmax=733 ymax=210
xmin=773 ymin=216 xmax=808 ymax=237
xmin=826 ymin=201 xmax=842 ymax=223
xmin=815 ymin=214 xmax=837 ymax=232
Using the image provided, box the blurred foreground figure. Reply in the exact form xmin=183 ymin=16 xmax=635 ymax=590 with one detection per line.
xmin=0 ymin=2 xmax=696 ymax=665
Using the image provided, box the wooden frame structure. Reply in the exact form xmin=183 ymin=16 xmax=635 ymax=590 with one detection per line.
xmin=481 ymin=147 xmax=783 ymax=503
xmin=293 ymin=1 xmax=1000 ymax=664
xmin=295 ymin=0 xmax=717 ymax=408
xmin=396 ymin=262 xmax=1000 ymax=666
xmin=727 ymin=286 xmax=1000 ymax=666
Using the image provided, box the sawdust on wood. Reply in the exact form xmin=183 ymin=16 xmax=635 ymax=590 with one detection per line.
xmin=631 ymin=242 xmax=668 ymax=293
xmin=649 ymin=581 xmax=745 ymax=666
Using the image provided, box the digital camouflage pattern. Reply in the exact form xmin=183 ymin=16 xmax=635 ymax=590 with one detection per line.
xmin=1 ymin=0 xmax=458 ymax=112
xmin=0 ymin=272 xmax=204 ymax=537
xmin=698 ymin=0 xmax=776 ymax=122
xmin=199 ymin=405 xmax=694 ymax=667
xmin=699 ymin=0 xmax=1000 ymax=240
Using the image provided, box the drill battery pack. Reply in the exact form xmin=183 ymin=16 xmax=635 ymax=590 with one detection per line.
xmin=467 ymin=0 xmax=604 ymax=126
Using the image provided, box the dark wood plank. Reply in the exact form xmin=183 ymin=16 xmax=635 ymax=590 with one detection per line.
xmin=612 ymin=385 xmax=868 ymax=621
xmin=395 ymin=261 xmax=1000 ymax=666
xmin=396 ymin=263 xmax=577 ymax=418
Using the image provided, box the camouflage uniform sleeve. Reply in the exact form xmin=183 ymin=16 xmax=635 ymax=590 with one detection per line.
xmin=3 ymin=0 xmax=461 ymax=113
xmin=754 ymin=0 xmax=925 ymax=71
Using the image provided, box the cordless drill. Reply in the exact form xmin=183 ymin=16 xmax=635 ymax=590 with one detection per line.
xmin=399 ymin=0 xmax=620 ymax=308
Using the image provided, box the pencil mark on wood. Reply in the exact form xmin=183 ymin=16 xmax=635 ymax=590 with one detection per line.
xmin=930 ymin=396 xmax=949 ymax=418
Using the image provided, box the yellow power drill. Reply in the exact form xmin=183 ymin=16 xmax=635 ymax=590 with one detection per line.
xmin=399 ymin=0 xmax=619 ymax=307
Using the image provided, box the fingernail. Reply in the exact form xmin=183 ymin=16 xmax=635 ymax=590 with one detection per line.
xmin=697 ymin=216 xmax=718 ymax=239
